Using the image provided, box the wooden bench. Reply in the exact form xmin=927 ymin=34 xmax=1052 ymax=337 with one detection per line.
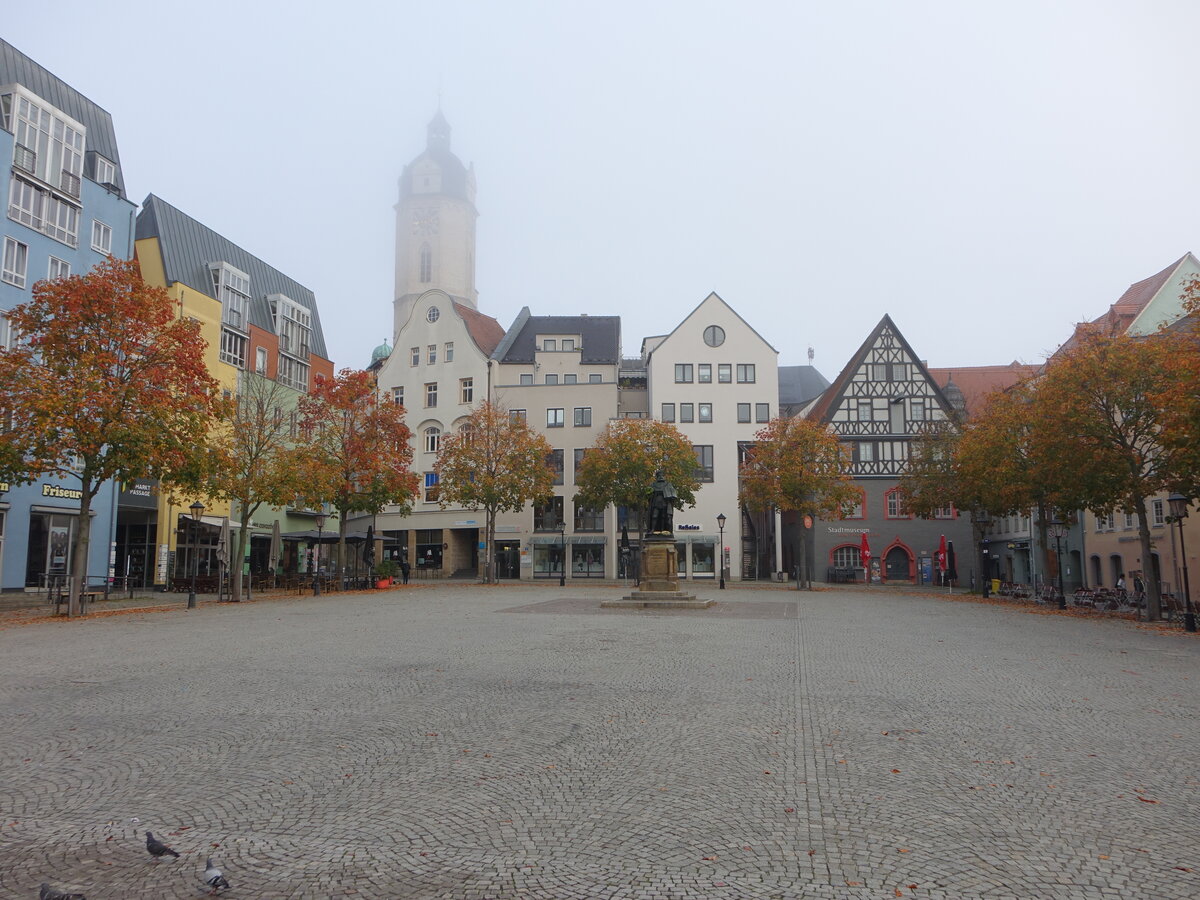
xmin=51 ymin=590 xmax=102 ymax=615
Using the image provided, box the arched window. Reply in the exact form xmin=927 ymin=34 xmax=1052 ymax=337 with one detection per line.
xmin=424 ymin=426 xmax=441 ymax=454
xmin=419 ymin=244 xmax=432 ymax=283
xmin=832 ymin=545 xmax=862 ymax=568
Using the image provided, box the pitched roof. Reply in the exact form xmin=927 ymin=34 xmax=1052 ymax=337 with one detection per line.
xmin=778 ymin=365 xmax=831 ymax=413
xmin=0 ymin=38 xmax=126 ymax=196
xmin=926 ymin=363 xmax=1038 ymax=420
xmin=135 ymin=195 xmax=328 ymax=359
xmin=493 ymin=313 xmax=621 ymax=364
xmin=452 ymin=300 xmax=505 ymax=356
xmin=646 ymin=292 xmax=777 ymax=360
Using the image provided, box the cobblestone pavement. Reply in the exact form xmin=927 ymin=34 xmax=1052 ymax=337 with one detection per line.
xmin=0 ymin=584 xmax=1196 ymax=899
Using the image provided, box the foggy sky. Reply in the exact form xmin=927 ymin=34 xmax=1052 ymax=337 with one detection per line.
xmin=8 ymin=0 xmax=1200 ymax=379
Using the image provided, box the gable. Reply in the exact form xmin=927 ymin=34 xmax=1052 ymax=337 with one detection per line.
xmin=650 ymin=292 xmax=778 ymax=362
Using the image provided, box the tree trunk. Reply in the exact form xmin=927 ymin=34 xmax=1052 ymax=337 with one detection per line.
xmin=485 ymin=507 xmax=495 ymax=584
xmin=232 ymin=507 xmax=253 ymax=602
xmin=1134 ymin=498 xmax=1161 ymax=621
xmin=69 ymin=483 xmax=96 ymax=618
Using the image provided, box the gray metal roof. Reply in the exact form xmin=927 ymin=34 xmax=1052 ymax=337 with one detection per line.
xmin=494 ymin=313 xmax=621 ymax=365
xmin=136 ymin=195 xmax=328 ymax=359
xmin=0 ymin=38 xmax=126 ymax=196
xmin=778 ymin=365 xmax=831 ymax=413
xmin=399 ymin=111 xmax=472 ymax=203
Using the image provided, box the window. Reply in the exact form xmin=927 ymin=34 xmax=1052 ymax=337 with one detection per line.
xmin=392 ymin=386 xmax=404 ymax=406
xmin=833 ymin=545 xmax=863 ymax=568
xmin=841 ymin=491 xmax=865 ymax=519
xmin=549 ymin=449 xmax=564 ymax=485
xmin=520 ymin=373 xmax=533 ymax=385
xmin=423 ymin=472 xmax=439 ymax=502
xmin=210 ymin=262 xmax=249 ymax=331
xmin=1096 ymin=512 xmax=1113 ymax=531
xmin=47 ymin=256 xmax=70 ymax=279
xmin=885 ymin=488 xmax=909 ymax=519
xmin=756 ymin=403 xmax=770 ymax=423
xmin=419 ymin=244 xmax=432 ymax=282
xmin=510 ymin=409 xmax=527 ymax=423
xmin=854 ymin=441 xmax=875 ymax=463
xmin=543 ymin=339 xmax=557 ymax=351
xmin=445 ymin=342 xmax=454 ymax=362
xmin=547 ymin=408 xmax=564 ymax=428
xmin=460 ymin=378 xmax=473 ymax=404
xmin=737 ymin=403 xmax=751 ymax=423
xmin=694 ymin=445 xmax=714 ymax=482
xmin=94 ymin=155 xmax=116 ymax=185
xmin=933 ymin=504 xmax=955 ymax=519
xmin=411 ymin=347 xmax=420 ymax=366
xmin=564 ymin=373 xmax=577 ymax=384
xmin=8 ymin=176 xmax=81 ymax=248
xmin=698 ymin=403 xmax=712 ymax=423
xmin=428 ymin=344 xmax=436 ymax=364
xmin=661 ymin=403 xmax=675 ymax=422
xmin=425 ymin=382 xmax=438 ymax=407
xmin=534 ymin=496 xmax=564 ymax=531
xmin=424 ymin=426 xmax=441 ymax=453
xmin=589 ymin=373 xmax=602 ymax=384
xmin=911 ymin=398 xmax=926 ymax=421
xmin=255 ymin=347 xmax=268 ymax=374
xmin=271 ymin=294 xmax=311 ymax=362
xmin=219 ymin=329 xmax=247 ymax=368
xmin=1124 ymin=513 xmax=1134 ymax=529
xmin=2 ymin=237 xmax=28 ymax=288
xmin=704 ymin=325 xmax=725 ymax=347
xmin=573 ymin=407 xmax=592 ymax=427
xmin=1152 ymin=499 xmax=1165 ymax=526
xmin=718 ymin=363 xmax=732 ymax=383
xmin=574 ymin=448 xmax=587 ymax=474
xmin=277 ymin=353 xmax=309 ymax=391
xmin=698 ymin=364 xmax=712 ymax=383
xmin=737 ymin=364 xmax=756 ymax=383
xmin=563 ymin=339 xmax=575 ymax=351
xmin=426 ymin=306 xmax=440 ymax=323
xmin=574 ymin=502 xmax=603 ymax=532
xmin=91 ymin=220 xmax=112 ymax=254
xmin=675 ymin=363 xmax=694 ymax=383
xmin=856 ymin=400 xmax=873 ymax=421
xmin=545 ymin=374 xmax=559 ymax=385
xmin=680 ymin=403 xmax=694 ymax=423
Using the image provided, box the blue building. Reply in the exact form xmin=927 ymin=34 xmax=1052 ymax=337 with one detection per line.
xmin=0 ymin=39 xmax=136 ymax=593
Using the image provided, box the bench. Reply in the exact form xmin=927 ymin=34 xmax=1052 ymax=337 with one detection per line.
xmin=50 ymin=590 xmax=102 ymax=615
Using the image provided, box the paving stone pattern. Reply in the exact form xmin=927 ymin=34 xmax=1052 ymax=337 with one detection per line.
xmin=0 ymin=585 xmax=1196 ymax=899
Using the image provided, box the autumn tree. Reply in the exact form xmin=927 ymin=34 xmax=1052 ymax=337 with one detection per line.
xmin=896 ymin=422 xmax=964 ymax=518
xmin=1153 ymin=276 xmax=1200 ymax=492
xmin=434 ymin=402 xmax=555 ymax=583
xmin=0 ymin=257 xmax=225 ymax=616
xmin=1034 ymin=329 xmax=1191 ymax=620
xmin=738 ymin=417 xmax=858 ymax=588
xmin=204 ymin=372 xmax=309 ymax=601
xmin=291 ymin=369 xmax=419 ymax=572
xmin=574 ymin=418 xmax=701 ymax=532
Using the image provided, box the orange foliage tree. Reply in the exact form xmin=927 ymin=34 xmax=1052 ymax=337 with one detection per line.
xmin=291 ymin=369 xmax=419 ymax=572
xmin=0 ymin=257 xmax=225 ymax=616
xmin=434 ymin=402 xmax=555 ymax=583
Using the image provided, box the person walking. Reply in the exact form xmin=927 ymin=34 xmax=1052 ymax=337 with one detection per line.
xmin=400 ymin=558 xmax=411 ymax=585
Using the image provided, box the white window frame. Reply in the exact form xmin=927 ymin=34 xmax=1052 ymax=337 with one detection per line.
xmin=424 ymin=426 xmax=441 ymax=454
xmin=1152 ymin=499 xmax=1165 ymax=527
xmin=47 ymin=256 xmax=70 ymax=279
xmin=391 ymin=386 xmax=404 ymax=406
xmin=91 ymin=219 xmax=112 ymax=254
xmin=219 ymin=328 xmax=248 ymax=369
xmin=445 ymin=341 xmax=454 ymax=362
xmin=460 ymin=378 xmax=473 ymax=404
xmin=94 ymin=155 xmax=116 ymax=185
xmin=2 ymin=237 xmax=28 ymax=288
xmin=255 ymin=347 xmax=268 ymax=374
xmin=210 ymin=262 xmax=250 ymax=331
xmin=425 ymin=382 xmax=438 ymax=408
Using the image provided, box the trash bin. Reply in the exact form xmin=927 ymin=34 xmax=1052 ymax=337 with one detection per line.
xmin=991 ymin=578 xmax=1001 ymax=594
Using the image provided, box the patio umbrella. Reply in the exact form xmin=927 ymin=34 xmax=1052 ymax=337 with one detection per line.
xmin=269 ymin=520 xmax=282 ymax=575
xmin=860 ymin=532 xmax=871 ymax=583
xmin=217 ymin=517 xmax=231 ymax=601
xmin=947 ymin=540 xmax=958 ymax=585
xmin=937 ymin=534 xmax=948 ymax=589
xmin=363 ymin=525 xmax=375 ymax=567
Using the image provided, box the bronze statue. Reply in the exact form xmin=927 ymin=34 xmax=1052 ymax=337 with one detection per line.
xmin=647 ymin=470 xmax=680 ymax=534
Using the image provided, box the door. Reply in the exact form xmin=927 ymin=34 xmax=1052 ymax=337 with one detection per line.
xmin=885 ymin=546 xmax=910 ymax=582
xmin=494 ymin=541 xmax=519 ymax=579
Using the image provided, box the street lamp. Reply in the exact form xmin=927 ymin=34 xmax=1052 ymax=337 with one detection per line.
xmin=188 ymin=500 xmax=204 ymax=609
xmin=972 ymin=509 xmax=991 ymax=598
xmin=559 ymin=521 xmax=566 ymax=587
xmin=717 ymin=513 xmax=727 ymax=589
xmin=1167 ymin=493 xmax=1197 ymax=633
xmin=313 ymin=512 xmax=326 ymax=596
xmin=1046 ymin=513 xmax=1068 ymax=610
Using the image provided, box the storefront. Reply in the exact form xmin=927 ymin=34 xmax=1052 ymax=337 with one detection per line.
xmin=569 ymin=537 xmax=605 ymax=578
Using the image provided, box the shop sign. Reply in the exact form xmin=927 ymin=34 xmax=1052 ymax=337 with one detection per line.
xmin=676 ymin=523 xmax=701 ymax=531
xmin=42 ymin=483 xmax=83 ymax=501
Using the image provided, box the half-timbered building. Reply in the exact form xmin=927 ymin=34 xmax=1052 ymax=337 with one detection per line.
xmin=803 ymin=315 xmax=973 ymax=584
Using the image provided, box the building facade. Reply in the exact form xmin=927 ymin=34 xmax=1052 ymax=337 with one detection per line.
xmin=0 ymin=39 xmax=137 ymax=593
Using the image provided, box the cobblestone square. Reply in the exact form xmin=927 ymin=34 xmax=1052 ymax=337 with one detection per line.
xmin=0 ymin=585 xmax=1196 ymax=899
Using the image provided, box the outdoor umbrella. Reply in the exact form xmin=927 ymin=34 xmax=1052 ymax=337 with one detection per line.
xmin=363 ymin=525 xmax=376 ymax=567
xmin=860 ymin=532 xmax=871 ymax=583
xmin=937 ymin=534 xmax=948 ymax=589
xmin=947 ymin=540 xmax=958 ymax=585
xmin=217 ymin=517 xmax=231 ymax=600
xmin=269 ymin=520 xmax=282 ymax=576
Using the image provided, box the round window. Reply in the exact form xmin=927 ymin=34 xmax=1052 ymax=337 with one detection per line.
xmin=427 ymin=306 xmax=440 ymax=323
xmin=703 ymin=325 xmax=725 ymax=347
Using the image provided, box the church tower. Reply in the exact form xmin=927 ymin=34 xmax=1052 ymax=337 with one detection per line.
xmin=394 ymin=110 xmax=479 ymax=334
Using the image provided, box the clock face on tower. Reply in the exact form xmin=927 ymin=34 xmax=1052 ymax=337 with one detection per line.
xmin=412 ymin=208 xmax=440 ymax=236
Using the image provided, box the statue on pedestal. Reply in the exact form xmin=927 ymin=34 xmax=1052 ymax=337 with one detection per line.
xmin=647 ymin=470 xmax=680 ymax=536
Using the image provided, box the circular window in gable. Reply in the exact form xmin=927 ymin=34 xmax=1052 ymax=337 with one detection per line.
xmin=703 ymin=325 xmax=725 ymax=347
xmin=427 ymin=306 xmax=440 ymax=323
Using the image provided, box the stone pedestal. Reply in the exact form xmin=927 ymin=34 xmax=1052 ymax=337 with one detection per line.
xmin=602 ymin=537 xmax=714 ymax=609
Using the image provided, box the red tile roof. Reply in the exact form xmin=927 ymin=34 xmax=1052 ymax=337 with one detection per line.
xmin=928 ymin=363 xmax=1038 ymax=420
xmin=453 ymin=301 xmax=505 ymax=356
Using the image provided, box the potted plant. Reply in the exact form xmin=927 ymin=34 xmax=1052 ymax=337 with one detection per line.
xmin=374 ymin=559 xmax=398 ymax=588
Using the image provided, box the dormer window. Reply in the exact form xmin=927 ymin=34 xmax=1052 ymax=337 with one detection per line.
xmin=209 ymin=262 xmax=250 ymax=331
xmin=94 ymin=155 xmax=117 ymax=187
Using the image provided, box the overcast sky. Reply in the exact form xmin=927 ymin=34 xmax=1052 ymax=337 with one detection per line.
xmin=8 ymin=1 xmax=1200 ymax=376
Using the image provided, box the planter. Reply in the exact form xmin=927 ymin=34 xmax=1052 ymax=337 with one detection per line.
xmin=376 ymin=578 xmax=392 ymax=589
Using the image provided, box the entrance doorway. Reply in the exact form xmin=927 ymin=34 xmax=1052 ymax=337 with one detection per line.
xmin=494 ymin=541 xmax=519 ymax=579
xmin=885 ymin=546 xmax=911 ymax=582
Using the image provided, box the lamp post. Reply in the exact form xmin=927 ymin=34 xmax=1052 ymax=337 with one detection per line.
xmin=558 ymin=521 xmax=566 ymax=587
xmin=313 ymin=512 xmax=326 ymax=596
xmin=972 ymin=509 xmax=991 ymax=598
xmin=1167 ymin=493 xmax=1197 ymax=633
xmin=1047 ymin=514 xmax=1068 ymax=610
xmin=717 ymin=513 xmax=727 ymax=589
xmin=188 ymin=500 xmax=204 ymax=609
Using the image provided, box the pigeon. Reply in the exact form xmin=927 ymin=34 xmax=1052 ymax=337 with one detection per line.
xmin=204 ymin=857 xmax=231 ymax=891
xmin=39 ymin=885 xmax=87 ymax=900
xmin=145 ymin=830 xmax=180 ymax=859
